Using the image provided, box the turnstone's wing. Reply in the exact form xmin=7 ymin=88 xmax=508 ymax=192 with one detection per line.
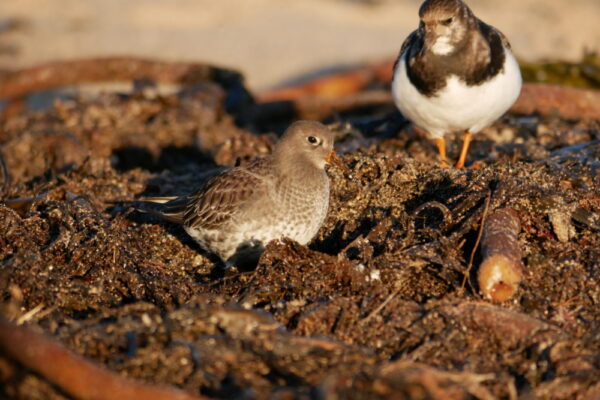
xmin=179 ymin=158 xmax=271 ymax=230
xmin=393 ymin=29 xmax=422 ymax=73
xmin=477 ymin=20 xmax=512 ymax=50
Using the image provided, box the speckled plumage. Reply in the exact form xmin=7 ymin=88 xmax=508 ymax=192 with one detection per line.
xmin=144 ymin=120 xmax=340 ymax=266
xmin=391 ymin=0 xmax=522 ymax=167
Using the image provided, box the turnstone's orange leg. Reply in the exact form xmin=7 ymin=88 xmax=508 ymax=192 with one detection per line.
xmin=435 ymin=137 xmax=447 ymax=168
xmin=455 ymin=131 xmax=473 ymax=169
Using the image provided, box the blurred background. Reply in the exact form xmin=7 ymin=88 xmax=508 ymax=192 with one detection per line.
xmin=1 ymin=0 xmax=599 ymax=91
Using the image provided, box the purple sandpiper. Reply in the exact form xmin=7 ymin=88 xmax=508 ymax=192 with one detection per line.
xmin=140 ymin=120 xmax=344 ymax=267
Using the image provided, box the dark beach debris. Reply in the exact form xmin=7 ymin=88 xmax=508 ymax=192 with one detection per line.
xmin=477 ymin=207 xmax=524 ymax=302
xmin=0 ymin=302 xmax=575 ymax=400
xmin=250 ymin=90 xmax=395 ymax=124
xmin=0 ymin=57 xmax=252 ymax=120
xmin=0 ymin=151 xmax=9 ymax=197
xmin=0 ymin=319 xmax=208 ymax=400
xmin=446 ymin=302 xmax=563 ymax=346
xmin=372 ymin=361 xmax=496 ymax=400
xmin=1 ymin=57 xmax=599 ymax=399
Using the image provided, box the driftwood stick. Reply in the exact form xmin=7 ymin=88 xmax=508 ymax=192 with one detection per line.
xmin=510 ymin=83 xmax=600 ymax=120
xmin=0 ymin=57 xmax=242 ymax=100
xmin=477 ymin=208 xmax=523 ymax=302
xmin=257 ymin=58 xmax=394 ymax=102
xmin=0 ymin=319 xmax=208 ymax=400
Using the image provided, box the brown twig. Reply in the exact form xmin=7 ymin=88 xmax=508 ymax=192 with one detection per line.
xmin=361 ymin=287 xmax=401 ymax=325
xmin=477 ymin=208 xmax=523 ymax=302
xmin=0 ymin=319 xmax=208 ymax=400
xmin=460 ymin=192 xmax=492 ymax=294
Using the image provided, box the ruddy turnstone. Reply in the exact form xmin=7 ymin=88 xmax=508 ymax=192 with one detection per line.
xmin=140 ymin=120 xmax=343 ymax=267
xmin=391 ymin=0 xmax=522 ymax=168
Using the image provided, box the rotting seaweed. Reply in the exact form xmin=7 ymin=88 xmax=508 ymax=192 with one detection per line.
xmin=0 ymin=68 xmax=599 ymax=399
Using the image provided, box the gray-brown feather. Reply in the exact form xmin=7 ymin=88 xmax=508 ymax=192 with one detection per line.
xmin=182 ymin=158 xmax=271 ymax=230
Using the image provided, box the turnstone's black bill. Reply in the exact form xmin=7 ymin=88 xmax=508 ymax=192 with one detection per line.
xmin=139 ymin=121 xmax=343 ymax=268
xmin=391 ymin=0 xmax=522 ymax=168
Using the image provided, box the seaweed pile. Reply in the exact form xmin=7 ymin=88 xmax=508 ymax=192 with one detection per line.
xmin=0 ymin=61 xmax=599 ymax=399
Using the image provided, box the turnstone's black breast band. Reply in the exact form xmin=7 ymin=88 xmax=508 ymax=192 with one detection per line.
xmin=397 ymin=21 xmax=507 ymax=97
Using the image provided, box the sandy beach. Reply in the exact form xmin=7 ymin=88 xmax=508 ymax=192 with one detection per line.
xmin=1 ymin=0 xmax=598 ymax=90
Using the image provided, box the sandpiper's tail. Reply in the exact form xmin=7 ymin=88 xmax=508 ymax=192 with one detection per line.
xmin=127 ymin=196 xmax=187 ymax=225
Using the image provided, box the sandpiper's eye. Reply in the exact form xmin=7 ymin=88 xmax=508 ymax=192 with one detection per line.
xmin=307 ymin=136 xmax=320 ymax=145
xmin=441 ymin=17 xmax=453 ymax=25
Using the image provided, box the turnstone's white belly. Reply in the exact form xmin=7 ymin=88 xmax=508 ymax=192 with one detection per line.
xmin=392 ymin=47 xmax=522 ymax=139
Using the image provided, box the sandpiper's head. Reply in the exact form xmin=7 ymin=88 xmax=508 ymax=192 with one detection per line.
xmin=274 ymin=120 xmax=341 ymax=171
xmin=418 ymin=0 xmax=474 ymax=56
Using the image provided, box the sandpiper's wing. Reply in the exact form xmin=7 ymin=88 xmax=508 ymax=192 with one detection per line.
xmin=158 ymin=158 xmax=271 ymax=230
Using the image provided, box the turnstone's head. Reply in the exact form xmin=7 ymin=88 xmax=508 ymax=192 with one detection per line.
xmin=274 ymin=120 xmax=340 ymax=171
xmin=418 ymin=0 xmax=475 ymax=56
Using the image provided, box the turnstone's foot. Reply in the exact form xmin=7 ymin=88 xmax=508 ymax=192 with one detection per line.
xmin=455 ymin=131 xmax=473 ymax=169
xmin=435 ymin=137 xmax=447 ymax=168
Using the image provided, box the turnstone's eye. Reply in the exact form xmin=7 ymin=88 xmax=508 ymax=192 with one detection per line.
xmin=441 ymin=17 xmax=453 ymax=25
xmin=307 ymin=136 xmax=320 ymax=145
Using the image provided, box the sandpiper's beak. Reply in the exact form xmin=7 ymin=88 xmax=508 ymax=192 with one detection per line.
xmin=325 ymin=149 xmax=349 ymax=173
